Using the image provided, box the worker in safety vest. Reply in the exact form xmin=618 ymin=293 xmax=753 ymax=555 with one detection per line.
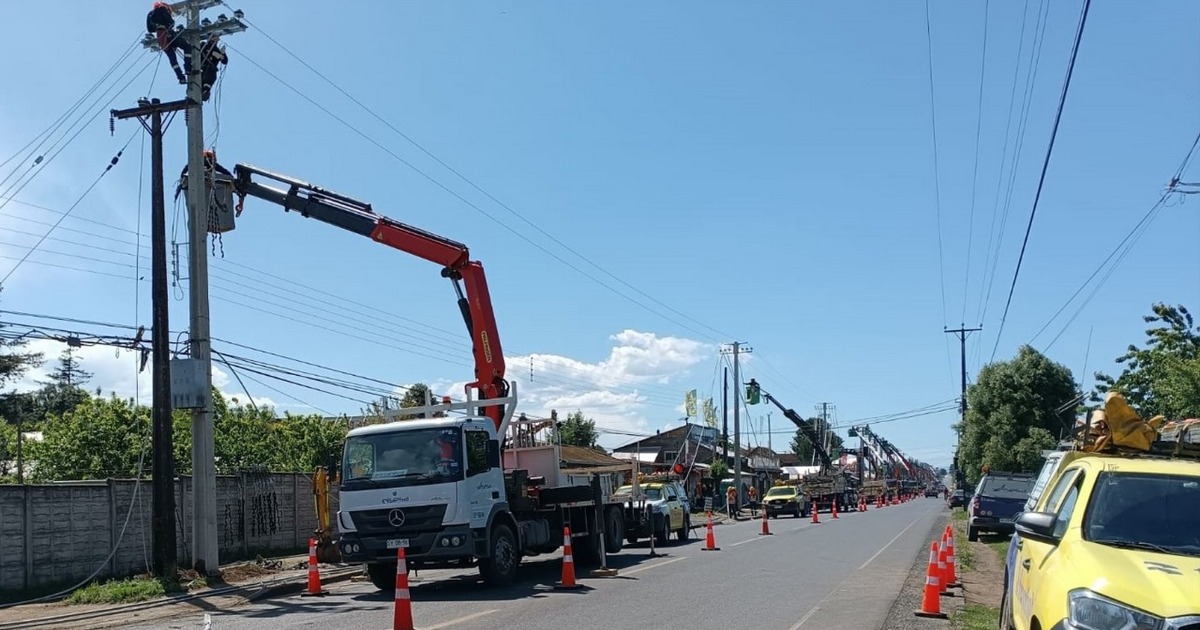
xmin=747 ymin=485 xmax=758 ymax=517
xmin=146 ymin=1 xmax=191 ymax=84
xmin=726 ymin=485 xmax=738 ymax=518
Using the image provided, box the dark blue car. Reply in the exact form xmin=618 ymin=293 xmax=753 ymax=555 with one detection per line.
xmin=967 ymin=472 xmax=1035 ymax=541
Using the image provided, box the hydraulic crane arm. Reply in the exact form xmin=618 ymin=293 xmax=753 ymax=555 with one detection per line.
xmin=231 ymin=164 xmax=510 ymax=431
xmin=759 ymin=389 xmax=835 ymax=472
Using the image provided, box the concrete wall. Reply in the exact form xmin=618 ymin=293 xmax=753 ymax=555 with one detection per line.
xmin=0 ymin=473 xmax=336 ymax=593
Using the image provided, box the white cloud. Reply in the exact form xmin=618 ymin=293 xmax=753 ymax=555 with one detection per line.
xmin=10 ymin=338 xmax=278 ymax=411
xmin=432 ymin=329 xmax=712 ymax=450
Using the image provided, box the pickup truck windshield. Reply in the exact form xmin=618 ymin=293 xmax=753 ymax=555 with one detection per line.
xmin=765 ymin=488 xmax=795 ymax=498
xmin=342 ymin=428 xmax=463 ymax=489
xmin=1084 ymin=472 xmax=1200 ymax=556
xmin=615 ymin=486 xmax=663 ymax=501
xmin=979 ymin=475 xmax=1035 ymax=500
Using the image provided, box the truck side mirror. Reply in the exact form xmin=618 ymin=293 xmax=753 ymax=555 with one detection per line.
xmin=486 ymin=440 xmax=501 ymax=469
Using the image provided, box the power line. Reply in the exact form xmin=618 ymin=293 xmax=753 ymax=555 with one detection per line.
xmin=226 ymin=44 xmax=726 ymax=345
xmin=963 ymin=0 xmax=991 ymax=324
xmin=990 ymin=0 xmax=1093 ymax=361
xmin=1 ymin=131 xmax=139 ymax=284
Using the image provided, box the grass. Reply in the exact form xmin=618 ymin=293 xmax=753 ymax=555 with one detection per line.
xmin=66 ymin=576 xmax=181 ymax=605
xmin=951 ymin=516 xmax=977 ymax=571
xmin=953 ymin=603 xmax=1001 ymax=630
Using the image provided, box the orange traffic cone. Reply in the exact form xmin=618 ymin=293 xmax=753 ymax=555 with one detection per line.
xmin=811 ymin=503 xmax=820 ymax=524
xmin=936 ymin=533 xmax=954 ymax=597
xmin=393 ymin=547 xmax=414 ymax=630
xmin=554 ymin=526 xmax=583 ymax=589
xmin=831 ymin=498 xmax=839 ymax=519
xmin=759 ymin=506 xmax=773 ymax=536
xmin=914 ymin=541 xmax=948 ymax=619
xmin=702 ymin=514 xmax=721 ymax=551
xmin=301 ymin=537 xmax=326 ymax=597
xmin=944 ymin=526 xmax=961 ymax=588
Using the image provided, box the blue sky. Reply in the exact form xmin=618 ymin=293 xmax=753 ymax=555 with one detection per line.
xmin=1 ymin=0 xmax=1198 ymax=469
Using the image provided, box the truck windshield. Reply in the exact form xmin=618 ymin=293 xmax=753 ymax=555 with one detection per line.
xmin=1084 ymin=472 xmax=1200 ymax=556
xmin=342 ymin=427 xmax=463 ymax=489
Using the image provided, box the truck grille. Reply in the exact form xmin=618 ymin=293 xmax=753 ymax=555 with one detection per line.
xmin=350 ymin=504 xmax=448 ymax=536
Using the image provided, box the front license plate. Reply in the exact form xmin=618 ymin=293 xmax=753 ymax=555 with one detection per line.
xmin=386 ymin=538 xmax=409 ymax=549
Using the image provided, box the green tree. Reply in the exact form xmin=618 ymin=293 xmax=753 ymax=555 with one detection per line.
xmin=559 ymin=410 xmax=599 ymax=448
xmin=708 ymin=457 xmax=728 ymax=481
xmin=959 ymin=345 xmax=1077 ymax=486
xmin=0 ymin=421 xmax=16 ymax=479
xmin=0 ymin=286 xmax=43 ymax=389
xmin=33 ymin=348 xmax=93 ymax=420
xmin=28 ymin=395 xmax=150 ymax=480
xmin=1094 ymin=303 xmax=1200 ymax=419
xmin=789 ymin=417 xmax=843 ymax=465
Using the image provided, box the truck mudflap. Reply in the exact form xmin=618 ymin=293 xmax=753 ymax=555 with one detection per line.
xmin=338 ymin=524 xmax=474 ymax=564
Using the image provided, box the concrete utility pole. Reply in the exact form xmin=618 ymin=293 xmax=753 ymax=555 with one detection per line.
xmin=140 ymin=0 xmax=246 ymax=575
xmin=721 ymin=342 xmax=751 ymax=506
xmin=945 ymin=325 xmax=981 ymax=487
xmin=721 ymin=367 xmax=729 ymax=466
xmin=112 ymin=96 xmax=191 ymax=579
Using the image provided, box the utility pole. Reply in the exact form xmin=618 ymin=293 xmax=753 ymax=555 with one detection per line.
xmin=140 ymin=0 xmax=246 ymax=575
xmin=721 ymin=367 xmax=729 ymax=467
xmin=721 ymin=342 xmax=751 ymax=506
xmin=766 ymin=412 xmax=772 ymax=453
xmin=112 ymin=96 xmax=191 ymax=580
xmin=945 ymin=325 xmax=981 ymax=487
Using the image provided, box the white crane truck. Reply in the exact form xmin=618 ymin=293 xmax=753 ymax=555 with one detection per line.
xmin=229 ymin=164 xmax=627 ymax=589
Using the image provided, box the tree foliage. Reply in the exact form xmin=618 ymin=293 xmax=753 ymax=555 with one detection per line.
xmin=789 ymin=416 xmax=843 ymax=465
xmin=559 ymin=410 xmax=600 ymax=449
xmin=23 ymin=387 xmax=348 ymax=482
xmin=0 ymin=287 xmax=43 ymax=390
xmin=959 ymin=345 xmax=1077 ymax=486
xmin=1094 ymin=303 xmax=1200 ymax=419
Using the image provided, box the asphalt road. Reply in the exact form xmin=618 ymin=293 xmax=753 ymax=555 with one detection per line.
xmin=131 ymin=498 xmax=947 ymax=630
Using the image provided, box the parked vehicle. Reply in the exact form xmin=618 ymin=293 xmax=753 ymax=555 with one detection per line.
xmin=615 ymin=477 xmax=691 ymax=545
xmin=764 ymin=482 xmax=810 ymax=518
xmin=967 ymin=472 xmax=1035 ymax=541
xmin=947 ymin=488 xmax=968 ymax=509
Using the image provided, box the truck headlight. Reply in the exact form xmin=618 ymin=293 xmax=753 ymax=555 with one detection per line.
xmin=1068 ymin=589 xmax=1162 ymax=630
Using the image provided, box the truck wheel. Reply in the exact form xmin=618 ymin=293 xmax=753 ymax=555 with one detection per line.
xmin=998 ymin=574 xmax=1015 ymax=630
xmin=479 ymin=524 xmax=519 ymax=587
xmin=367 ymin=562 xmax=398 ymax=592
xmin=676 ymin=514 xmax=690 ymax=541
xmin=604 ymin=507 xmax=625 ymax=553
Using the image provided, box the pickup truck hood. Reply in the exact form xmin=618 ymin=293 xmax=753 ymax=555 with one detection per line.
xmin=1068 ymin=541 xmax=1200 ymax=618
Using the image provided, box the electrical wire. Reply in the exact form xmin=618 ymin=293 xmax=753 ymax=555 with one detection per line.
xmin=1 ymin=131 xmax=139 ymax=284
xmin=990 ymin=0 xmax=1093 ymax=361
xmin=1029 ymin=130 xmax=1200 ymax=349
xmin=962 ymin=0 xmax=991 ymax=324
xmin=222 ymin=5 xmax=736 ymax=344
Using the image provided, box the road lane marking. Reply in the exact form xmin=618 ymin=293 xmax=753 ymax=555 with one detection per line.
xmin=729 ymin=536 xmax=766 ymax=547
xmin=857 ymin=513 xmax=927 ymax=571
xmin=789 ymin=512 xmax=932 ymax=629
xmin=623 ymin=557 xmax=686 ymax=575
xmin=415 ymin=609 xmax=498 ymax=630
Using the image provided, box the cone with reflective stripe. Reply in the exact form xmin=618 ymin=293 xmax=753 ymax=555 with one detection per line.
xmin=554 ymin=526 xmax=583 ymax=589
xmin=914 ymin=541 xmax=948 ymax=618
xmin=831 ymin=498 xmax=839 ymax=519
xmin=943 ymin=525 xmax=961 ymax=588
xmin=702 ymin=513 xmax=720 ymax=551
xmin=759 ymin=505 xmax=773 ymax=536
xmin=811 ymin=503 xmax=820 ymax=524
xmin=301 ymin=537 xmax=326 ymax=597
xmin=393 ymin=547 xmax=414 ymax=630
xmin=936 ymin=532 xmax=955 ymax=597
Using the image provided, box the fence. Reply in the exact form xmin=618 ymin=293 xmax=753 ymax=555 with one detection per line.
xmin=0 ymin=472 xmax=335 ymax=593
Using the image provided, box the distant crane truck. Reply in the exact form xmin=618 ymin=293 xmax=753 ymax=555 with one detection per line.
xmin=228 ymin=165 xmax=627 ymax=590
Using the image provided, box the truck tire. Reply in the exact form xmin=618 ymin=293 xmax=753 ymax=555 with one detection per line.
xmin=367 ymin=562 xmax=398 ymax=592
xmin=604 ymin=507 xmax=624 ymax=553
xmin=479 ymin=524 xmax=519 ymax=587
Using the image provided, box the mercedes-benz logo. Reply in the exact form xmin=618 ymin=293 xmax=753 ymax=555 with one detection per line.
xmin=388 ymin=508 xmax=406 ymax=528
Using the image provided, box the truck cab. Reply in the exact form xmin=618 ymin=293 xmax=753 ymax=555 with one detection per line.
xmin=336 ymin=415 xmax=508 ymax=588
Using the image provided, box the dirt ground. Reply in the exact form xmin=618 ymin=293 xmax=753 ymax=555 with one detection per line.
xmin=959 ymin=533 xmax=1007 ymax=609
